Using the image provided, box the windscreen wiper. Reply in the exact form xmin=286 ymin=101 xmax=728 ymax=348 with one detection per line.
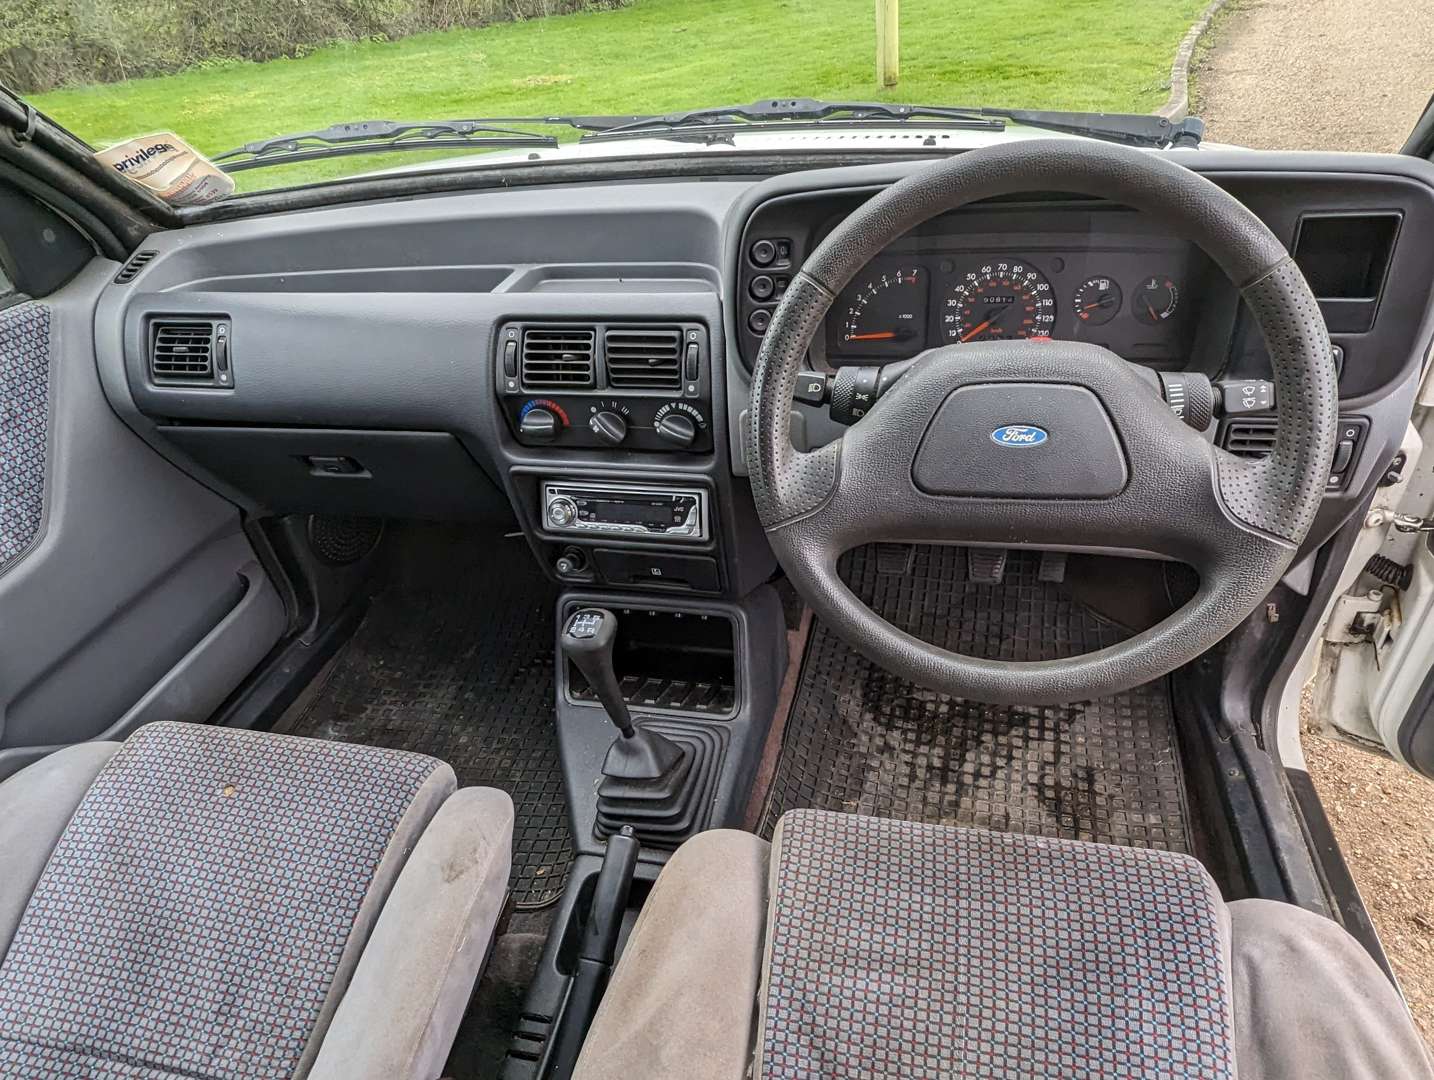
xmin=978 ymin=108 xmax=1203 ymax=148
xmin=570 ymin=98 xmax=1202 ymax=149
xmin=576 ymin=98 xmax=1004 ymax=142
xmin=211 ymin=120 xmax=558 ymax=173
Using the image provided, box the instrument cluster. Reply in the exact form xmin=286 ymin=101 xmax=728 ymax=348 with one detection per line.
xmin=822 ymin=248 xmax=1199 ymax=370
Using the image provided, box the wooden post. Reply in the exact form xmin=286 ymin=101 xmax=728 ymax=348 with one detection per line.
xmin=876 ymin=0 xmax=899 ymax=88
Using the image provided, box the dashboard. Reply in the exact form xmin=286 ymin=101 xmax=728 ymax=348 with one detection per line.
xmin=89 ymin=149 xmax=1434 ymax=601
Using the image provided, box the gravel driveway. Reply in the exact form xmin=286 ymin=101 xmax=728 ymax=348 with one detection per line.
xmin=1195 ymin=0 xmax=1432 ymax=151
xmin=1195 ymin=0 xmax=1434 ymax=1042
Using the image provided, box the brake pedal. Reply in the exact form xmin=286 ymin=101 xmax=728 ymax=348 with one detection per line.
xmin=967 ymin=547 xmax=1008 ymax=585
xmin=875 ymin=543 xmax=914 ymax=575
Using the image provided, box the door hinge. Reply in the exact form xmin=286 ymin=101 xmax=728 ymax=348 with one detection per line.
xmin=1365 ymin=509 xmax=1434 ymax=533
xmin=1325 ymin=589 xmax=1401 ymax=664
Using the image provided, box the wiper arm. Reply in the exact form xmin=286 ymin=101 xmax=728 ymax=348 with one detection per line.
xmin=571 ymin=98 xmax=1202 ymax=149
xmin=577 ymin=98 xmax=1004 ymax=142
xmin=975 ymin=108 xmax=1203 ymax=148
xmin=205 ymin=103 xmax=1201 ymax=174
xmin=211 ymin=119 xmax=558 ymax=173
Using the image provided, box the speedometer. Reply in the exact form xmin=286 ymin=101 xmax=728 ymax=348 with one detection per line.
xmin=943 ymin=261 xmax=1056 ymax=344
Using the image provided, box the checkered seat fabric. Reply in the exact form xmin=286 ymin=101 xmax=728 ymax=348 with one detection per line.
xmin=759 ymin=810 xmax=1234 ymax=1079
xmin=0 ymin=720 xmax=513 ymax=1080
xmin=574 ymin=812 xmax=1434 ymax=1080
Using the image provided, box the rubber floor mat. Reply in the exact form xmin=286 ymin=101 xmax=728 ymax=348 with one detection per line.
xmin=759 ymin=544 xmax=1192 ymax=852
xmin=281 ymin=531 xmax=570 ymax=907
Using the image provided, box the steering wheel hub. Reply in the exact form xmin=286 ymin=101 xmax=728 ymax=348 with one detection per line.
xmin=910 ymin=364 xmax=1128 ymax=500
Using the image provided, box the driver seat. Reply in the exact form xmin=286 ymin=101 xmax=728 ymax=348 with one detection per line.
xmin=573 ymin=810 xmax=1433 ymax=1080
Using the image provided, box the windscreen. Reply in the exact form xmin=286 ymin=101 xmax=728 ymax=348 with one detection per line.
xmin=2 ymin=1 xmax=1424 ymax=201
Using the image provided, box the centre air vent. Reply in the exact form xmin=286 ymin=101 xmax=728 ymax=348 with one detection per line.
xmin=149 ymin=319 xmax=230 ymax=387
xmin=521 ymin=327 xmax=596 ymax=389
xmin=1220 ymin=419 xmax=1277 ymax=458
xmin=604 ymin=326 xmax=683 ymax=390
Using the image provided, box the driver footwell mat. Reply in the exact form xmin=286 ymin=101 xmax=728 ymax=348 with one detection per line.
xmin=758 ymin=544 xmax=1193 ymax=852
xmin=279 ymin=529 xmax=571 ymax=908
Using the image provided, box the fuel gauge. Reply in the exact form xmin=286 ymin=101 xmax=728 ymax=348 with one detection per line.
xmin=1133 ymin=276 xmax=1180 ymax=324
xmin=1073 ymin=276 xmax=1122 ymax=326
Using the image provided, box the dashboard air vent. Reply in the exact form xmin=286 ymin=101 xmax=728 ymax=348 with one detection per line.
xmin=150 ymin=320 xmax=219 ymax=384
xmin=521 ymin=327 xmax=596 ymax=389
xmin=604 ymin=326 xmax=683 ymax=390
xmin=114 ymin=249 xmax=158 ymax=284
xmin=1220 ymin=419 xmax=1278 ymax=458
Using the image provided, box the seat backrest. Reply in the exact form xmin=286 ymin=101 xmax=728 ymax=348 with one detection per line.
xmin=758 ymin=810 xmax=1235 ymax=1078
xmin=0 ymin=721 xmax=454 ymax=1080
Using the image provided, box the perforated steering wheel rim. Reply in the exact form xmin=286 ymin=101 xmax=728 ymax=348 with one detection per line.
xmin=747 ymin=139 xmax=1338 ymax=706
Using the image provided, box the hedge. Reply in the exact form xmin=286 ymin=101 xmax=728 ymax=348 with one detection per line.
xmin=1 ymin=0 xmax=626 ymax=93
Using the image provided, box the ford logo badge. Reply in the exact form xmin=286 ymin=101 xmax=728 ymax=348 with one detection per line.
xmin=991 ymin=424 xmax=1048 ymax=447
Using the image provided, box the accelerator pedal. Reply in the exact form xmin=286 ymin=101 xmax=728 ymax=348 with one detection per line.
xmin=1038 ymin=551 xmax=1069 ymax=584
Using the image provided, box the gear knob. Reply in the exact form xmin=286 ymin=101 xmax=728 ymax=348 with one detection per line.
xmin=562 ymin=607 xmax=634 ymax=738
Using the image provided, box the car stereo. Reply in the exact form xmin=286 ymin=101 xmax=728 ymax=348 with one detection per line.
xmin=541 ymin=481 xmax=708 ymax=541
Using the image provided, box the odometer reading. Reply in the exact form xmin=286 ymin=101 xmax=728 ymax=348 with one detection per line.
xmin=944 ymin=262 xmax=1055 ymax=344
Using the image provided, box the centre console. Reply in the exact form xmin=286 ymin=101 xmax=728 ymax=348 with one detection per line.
xmin=495 ymin=321 xmax=714 ymax=453
xmin=541 ymin=481 xmax=708 ymax=542
xmin=490 ymin=308 xmax=771 ymax=597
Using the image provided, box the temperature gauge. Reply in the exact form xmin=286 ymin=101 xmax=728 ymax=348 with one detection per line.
xmin=1133 ymin=276 xmax=1180 ymax=324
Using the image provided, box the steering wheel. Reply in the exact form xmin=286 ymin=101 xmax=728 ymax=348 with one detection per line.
xmin=748 ymin=139 xmax=1337 ymax=705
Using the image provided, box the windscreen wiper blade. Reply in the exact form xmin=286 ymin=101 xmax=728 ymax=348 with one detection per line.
xmin=976 ymin=108 xmax=1204 ymax=148
xmin=570 ymin=98 xmax=1202 ymax=149
xmin=211 ymin=119 xmax=558 ymax=173
xmin=576 ymin=98 xmax=1004 ymax=141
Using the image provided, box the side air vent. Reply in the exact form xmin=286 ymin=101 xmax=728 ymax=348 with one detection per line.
xmin=1220 ymin=419 xmax=1277 ymax=458
xmin=114 ymin=250 xmax=158 ymax=284
xmin=604 ymin=326 xmax=683 ymax=390
xmin=150 ymin=319 xmax=231 ymax=387
xmin=521 ymin=327 xmax=596 ymax=389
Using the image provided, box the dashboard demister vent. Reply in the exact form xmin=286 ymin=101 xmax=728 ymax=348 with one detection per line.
xmin=114 ymin=250 xmax=158 ymax=284
xmin=150 ymin=319 xmax=227 ymax=386
xmin=1220 ymin=419 xmax=1278 ymax=458
xmin=521 ymin=327 xmax=596 ymax=389
xmin=604 ymin=326 xmax=683 ymax=390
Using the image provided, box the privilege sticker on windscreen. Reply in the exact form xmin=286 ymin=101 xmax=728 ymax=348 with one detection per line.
xmin=96 ymin=132 xmax=234 ymax=206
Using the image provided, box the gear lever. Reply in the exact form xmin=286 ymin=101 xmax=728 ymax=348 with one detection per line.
xmin=562 ymin=607 xmax=683 ymax=780
xmin=562 ymin=608 xmax=635 ymax=736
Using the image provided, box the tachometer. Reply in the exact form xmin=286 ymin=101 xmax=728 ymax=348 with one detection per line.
xmin=944 ymin=261 xmax=1055 ymax=343
xmin=834 ymin=265 xmax=929 ymax=358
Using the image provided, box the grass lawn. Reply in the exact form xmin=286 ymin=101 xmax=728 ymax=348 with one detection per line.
xmin=29 ymin=0 xmax=1207 ymax=192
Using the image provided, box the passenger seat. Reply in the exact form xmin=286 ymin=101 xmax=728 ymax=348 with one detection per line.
xmin=0 ymin=720 xmax=513 ymax=1080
